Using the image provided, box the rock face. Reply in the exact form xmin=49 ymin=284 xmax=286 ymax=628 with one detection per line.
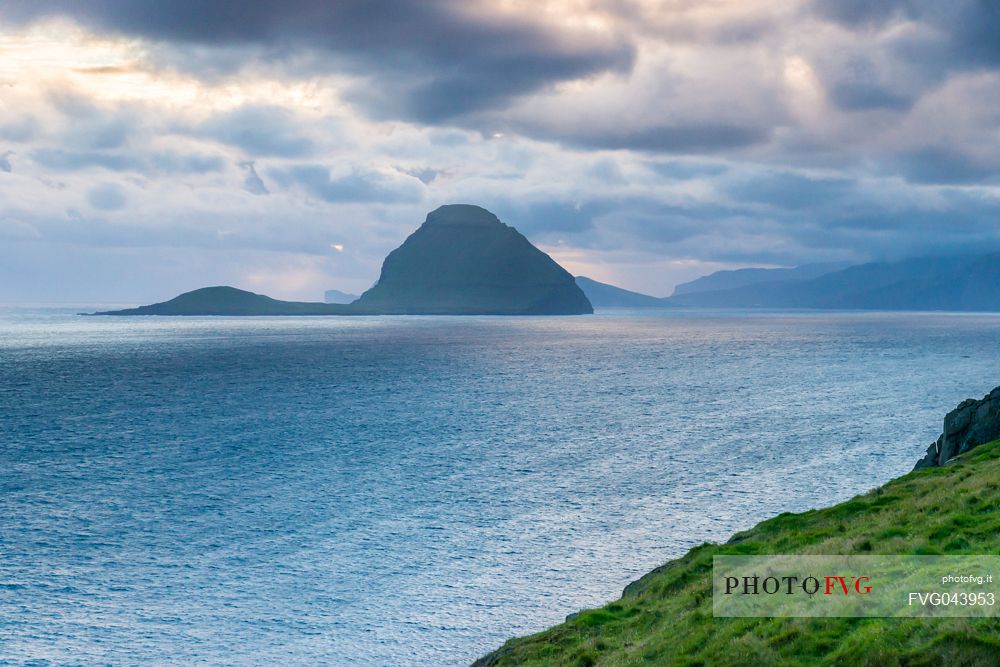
xmin=354 ymin=204 xmax=592 ymax=315
xmin=915 ymin=385 xmax=1000 ymax=468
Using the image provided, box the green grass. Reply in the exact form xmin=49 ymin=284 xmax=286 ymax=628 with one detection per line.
xmin=475 ymin=441 xmax=1000 ymax=666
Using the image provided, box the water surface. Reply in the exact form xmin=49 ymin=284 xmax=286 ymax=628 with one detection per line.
xmin=2 ymin=308 xmax=999 ymax=665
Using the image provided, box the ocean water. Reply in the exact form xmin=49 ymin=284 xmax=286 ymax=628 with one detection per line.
xmin=3 ymin=307 xmax=1000 ymax=666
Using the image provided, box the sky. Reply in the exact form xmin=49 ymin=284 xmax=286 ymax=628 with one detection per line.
xmin=1 ymin=0 xmax=1000 ymax=303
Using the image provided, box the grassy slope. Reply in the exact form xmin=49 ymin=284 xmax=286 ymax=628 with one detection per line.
xmin=477 ymin=441 xmax=1000 ymax=667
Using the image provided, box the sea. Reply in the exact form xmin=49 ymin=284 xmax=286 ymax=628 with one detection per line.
xmin=3 ymin=307 xmax=1000 ymax=666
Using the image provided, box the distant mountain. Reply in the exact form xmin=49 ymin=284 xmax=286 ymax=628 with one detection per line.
xmin=668 ymin=253 xmax=1000 ymax=310
xmin=95 ymin=286 xmax=353 ymax=316
xmin=575 ymin=276 xmax=668 ymax=308
xmin=671 ymin=262 xmax=852 ymax=296
xmin=324 ymin=289 xmax=358 ymax=304
xmin=354 ymin=204 xmax=592 ymax=315
xmin=96 ymin=205 xmax=592 ymax=316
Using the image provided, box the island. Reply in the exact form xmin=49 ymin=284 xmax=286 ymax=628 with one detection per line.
xmin=94 ymin=204 xmax=593 ymax=316
xmin=92 ymin=286 xmax=354 ymax=316
xmin=351 ymin=204 xmax=592 ymax=315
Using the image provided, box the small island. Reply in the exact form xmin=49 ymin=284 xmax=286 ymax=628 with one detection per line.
xmin=95 ymin=204 xmax=593 ymax=317
xmin=92 ymin=286 xmax=354 ymax=316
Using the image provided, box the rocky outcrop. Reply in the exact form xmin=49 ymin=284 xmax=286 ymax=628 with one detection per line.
xmin=914 ymin=385 xmax=1000 ymax=469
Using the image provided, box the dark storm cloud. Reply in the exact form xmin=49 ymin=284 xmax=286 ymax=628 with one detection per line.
xmin=270 ymin=164 xmax=422 ymax=203
xmin=2 ymin=1 xmax=635 ymax=122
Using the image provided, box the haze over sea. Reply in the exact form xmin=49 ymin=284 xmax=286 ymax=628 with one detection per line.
xmin=3 ymin=307 xmax=1000 ymax=665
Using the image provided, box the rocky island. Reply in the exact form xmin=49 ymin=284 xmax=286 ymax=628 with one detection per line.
xmin=352 ymin=204 xmax=591 ymax=315
xmin=95 ymin=205 xmax=592 ymax=316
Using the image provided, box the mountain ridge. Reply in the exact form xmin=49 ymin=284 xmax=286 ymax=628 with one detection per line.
xmin=574 ymin=276 xmax=668 ymax=308
xmin=671 ymin=262 xmax=853 ymax=296
xmin=667 ymin=252 xmax=1000 ymax=310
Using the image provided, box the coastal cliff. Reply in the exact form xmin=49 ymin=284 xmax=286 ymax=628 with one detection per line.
xmin=915 ymin=386 xmax=1000 ymax=469
xmin=475 ymin=394 xmax=1000 ymax=666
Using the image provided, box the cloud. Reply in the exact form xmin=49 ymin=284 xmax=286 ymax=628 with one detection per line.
xmin=828 ymin=81 xmax=914 ymax=112
xmin=395 ymin=166 xmax=446 ymax=185
xmin=724 ymin=171 xmax=856 ymax=210
xmin=191 ymin=106 xmax=317 ymax=157
xmin=2 ymin=1 xmax=636 ymax=122
xmin=647 ymin=160 xmax=729 ymax=180
xmin=887 ymin=147 xmax=1000 ymax=185
xmin=488 ymin=200 xmax=610 ymax=238
xmin=812 ymin=1 xmax=1000 ymax=73
xmin=270 ymin=164 xmax=423 ymax=203
xmin=238 ymin=160 xmax=268 ymax=195
xmin=560 ymin=123 xmax=770 ymax=154
xmin=0 ymin=117 xmax=38 ymax=142
xmin=87 ymin=182 xmax=127 ymax=210
xmin=6 ymin=1 xmax=1000 ymax=299
xmin=30 ymin=148 xmax=224 ymax=174
xmin=810 ymin=0 xmax=916 ymax=29
xmin=47 ymin=92 xmax=139 ymax=150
